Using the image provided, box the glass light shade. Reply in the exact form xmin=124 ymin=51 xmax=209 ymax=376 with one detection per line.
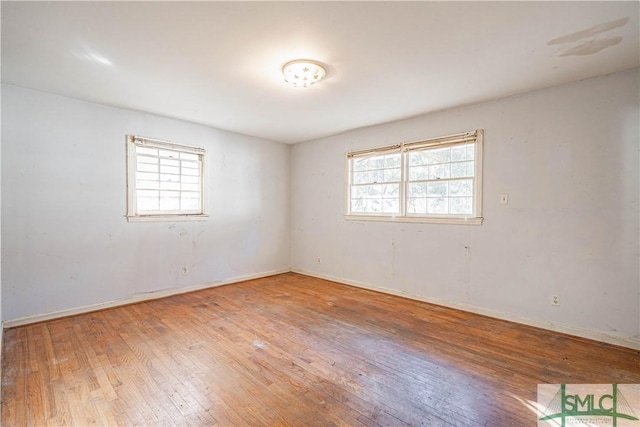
xmin=282 ymin=59 xmax=326 ymax=88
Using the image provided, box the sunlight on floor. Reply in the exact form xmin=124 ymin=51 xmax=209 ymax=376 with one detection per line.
xmin=510 ymin=393 xmax=562 ymax=427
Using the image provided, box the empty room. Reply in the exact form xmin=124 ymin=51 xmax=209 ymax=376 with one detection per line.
xmin=1 ymin=1 xmax=639 ymax=426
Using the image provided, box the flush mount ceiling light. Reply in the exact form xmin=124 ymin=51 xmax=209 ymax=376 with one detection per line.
xmin=282 ymin=59 xmax=327 ymax=88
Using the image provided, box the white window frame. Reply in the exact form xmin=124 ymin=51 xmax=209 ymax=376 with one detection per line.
xmin=126 ymin=135 xmax=208 ymax=222
xmin=345 ymin=130 xmax=483 ymax=225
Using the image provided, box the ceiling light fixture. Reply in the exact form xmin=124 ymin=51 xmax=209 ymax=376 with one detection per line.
xmin=282 ymin=59 xmax=327 ymax=88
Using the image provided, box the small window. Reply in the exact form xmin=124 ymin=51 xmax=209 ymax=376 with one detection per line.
xmin=346 ymin=130 xmax=483 ymax=224
xmin=126 ymin=135 xmax=208 ymax=222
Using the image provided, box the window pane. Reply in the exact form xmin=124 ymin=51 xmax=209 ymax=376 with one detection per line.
xmin=370 ymin=170 xmax=384 ymax=183
xmin=350 ymin=183 xmax=399 ymax=214
xmin=385 ymin=155 xmax=401 ymax=168
xmin=181 ymin=197 xmax=201 ymax=211
xmin=161 ymin=158 xmax=180 ymax=167
xmin=450 ymin=145 xmax=468 ymax=162
xmin=353 ymin=158 xmax=369 ymax=172
xmin=181 ymin=160 xmax=200 ymax=170
xmin=138 ymin=190 xmax=159 ymax=198
xmin=138 ymin=197 xmax=159 ymax=211
xmin=366 ymin=199 xmax=382 ymax=213
xmin=136 ymin=147 xmax=157 ymax=156
xmin=367 ymin=185 xmax=382 ymax=197
xmin=160 ymin=181 xmax=180 ymax=190
xmin=371 ymin=156 xmax=385 ymax=169
xmin=428 ymin=164 xmax=450 ymax=180
xmin=351 ymin=186 xmax=366 ymax=199
xmin=181 ymin=183 xmax=200 ymax=192
xmin=160 ymin=174 xmax=180 ymax=183
xmin=351 ymin=198 xmax=367 ymax=212
xmin=137 ymin=155 xmax=158 ymax=164
xmin=351 ymin=154 xmax=400 ymax=198
xmin=137 ymin=172 xmax=158 ymax=181
xmin=407 ymin=198 xmax=427 ymax=214
xmin=158 ymin=149 xmax=179 ymax=159
xmin=180 ymin=152 xmax=199 ymax=161
xmin=137 ymin=163 xmax=158 ymax=173
xmin=450 ymin=197 xmax=473 ymax=214
xmin=408 ymin=183 xmax=427 ymax=197
xmin=160 ymin=197 xmax=180 ymax=211
xmin=427 ymin=181 xmax=448 ymax=197
xmin=183 ymin=167 xmax=200 ymax=177
xmin=137 ymin=180 xmax=159 ymax=190
xmin=355 ymin=171 xmax=373 ymax=184
xmin=383 ymin=184 xmax=399 ymax=197
xmin=181 ymin=191 xmax=200 ymax=199
xmin=408 ymin=166 xmax=428 ymax=181
xmin=353 ymin=171 xmax=367 ymax=185
xmin=160 ymin=190 xmax=180 ymax=198
xmin=160 ymin=165 xmax=180 ymax=175
xmin=382 ymin=199 xmax=399 ymax=213
xmin=457 ymin=144 xmax=475 ymax=160
xmin=425 ymin=147 xmax=450 ymax=164
xmin=383 ymin=168 xmax=401 ymax=182
xmin=449 ymin=179 xmax=473 ymax=197
xmin=467 ymin=145 xmax=475 ymax=160
xmin=427 ymin=198 xmax=448 ymax=214
xmin=182 ymin=175 xmax=199 ymax=184
xmin=451 ymin=161 xmax=474 ymax=178
xmin=409 ymin=152 xmax=427 ymax=166
xmin=159 ymin=191 xmax=179 ymax=211
xmin=352 ymin=184 xmax=398 ymax=200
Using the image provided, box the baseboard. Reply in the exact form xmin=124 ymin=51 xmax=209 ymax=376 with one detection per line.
xmin=292 ymin=268 xmax=640 ymax=351
xmin=6 ymin=267 xmax=639 ymax=351
xmin=3 ymin=268 xmax=290 ymax=329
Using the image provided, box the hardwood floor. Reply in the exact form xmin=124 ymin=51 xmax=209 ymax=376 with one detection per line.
xmin=2 ymin=272 xmax=639 ymax=426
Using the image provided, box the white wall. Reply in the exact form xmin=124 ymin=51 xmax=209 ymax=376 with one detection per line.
xmin=291 ymin=69 xmax=640 ymax=347
xmin=2 ymin=71 xmax=638 ymax=348
xmin=2 ymin=84 xmax=290 ymax=321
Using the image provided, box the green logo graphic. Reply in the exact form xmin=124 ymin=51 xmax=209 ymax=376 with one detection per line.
xmin=539 ymin=384 xmax=638 ymax=427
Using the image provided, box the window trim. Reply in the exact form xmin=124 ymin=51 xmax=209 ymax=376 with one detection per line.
xmin=126 ymin=135 xmax=209 ymax=222
xmin=345 ymin=130 xmax=483 ymax=225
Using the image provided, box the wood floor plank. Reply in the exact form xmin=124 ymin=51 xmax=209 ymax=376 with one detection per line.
xmin=3 ymin=272 xmax=639 ymax=426
xmin=214 ymin=297 xmax=453 ymax=425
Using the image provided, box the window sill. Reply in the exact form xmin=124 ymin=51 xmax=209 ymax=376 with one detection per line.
xmin=344 ymin=215 xmax=483 ymax=225
xmin=126 ymin=214 xmax=209 ymax=223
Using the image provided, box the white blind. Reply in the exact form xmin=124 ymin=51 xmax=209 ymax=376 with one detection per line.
xmin=131 ymin=135 xmax=205 ymax=155
xmin=346 ymin=130 xmax=480 ymax=158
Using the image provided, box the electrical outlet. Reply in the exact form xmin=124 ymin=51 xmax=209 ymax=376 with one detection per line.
xmin=551 ymin=294 xmax=560 ymax=306
xmin=317 ymin=257 xmax=321 ymax=264
xmin=181 ymin=265 xmax=188 ymax=276
xmin=500 ymin=193 xmax=509 ymax=204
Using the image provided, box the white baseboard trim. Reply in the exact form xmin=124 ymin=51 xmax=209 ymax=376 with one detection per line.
xmin=3 ymin=268 xmax=290 ymax=329
xmin=5 ymin=267 xmax=639 ymax=351
xmin=292 ymin=268 xmax=640 ymax=351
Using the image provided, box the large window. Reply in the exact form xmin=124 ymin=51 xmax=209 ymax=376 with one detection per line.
xmin=346 ymin=130 xmax=483 ymax=224
xmin=126 ymin=135 xmax=208 ymax=222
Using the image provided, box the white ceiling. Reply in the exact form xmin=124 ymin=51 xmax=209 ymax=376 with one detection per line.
xmin=2 ymin=1 xmax=638 ymax=144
